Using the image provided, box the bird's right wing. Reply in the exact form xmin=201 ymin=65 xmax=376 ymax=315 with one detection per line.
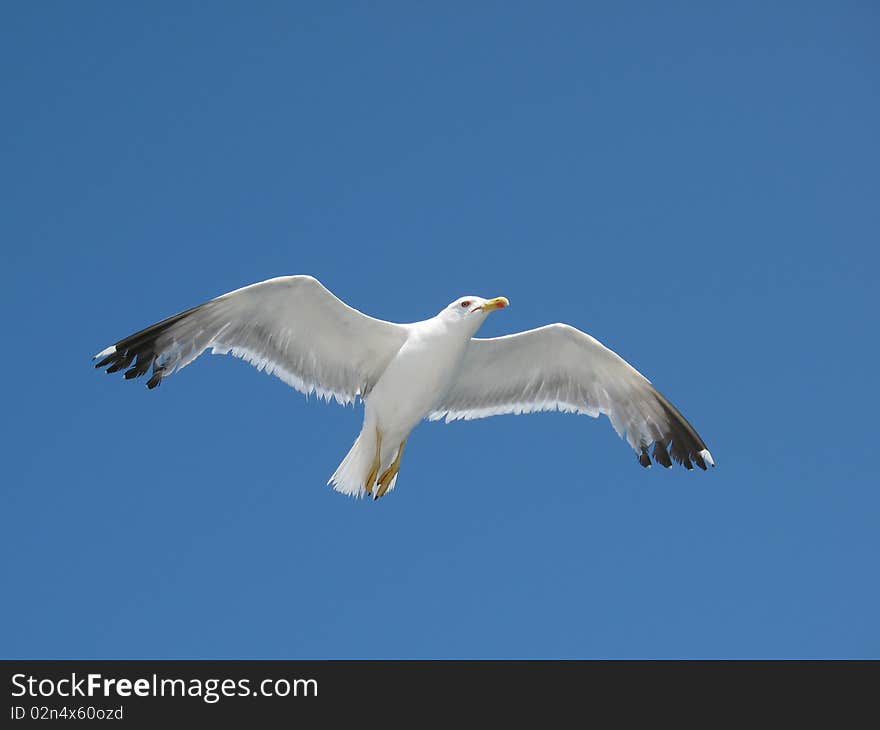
xmin=430 ymin=324 xmax=713 ymax=470
xmin=94 ymin=275 xmax=409 ymax=404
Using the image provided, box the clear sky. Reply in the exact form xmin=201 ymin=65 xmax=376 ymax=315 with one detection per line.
xmin=2 ymin=2 xmax=877 ymax=659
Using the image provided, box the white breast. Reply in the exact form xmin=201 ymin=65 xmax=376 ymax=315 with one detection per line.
xmin=365 ymin=319 xmax=470 ymax=441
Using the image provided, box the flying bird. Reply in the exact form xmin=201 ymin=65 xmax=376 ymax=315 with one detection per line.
xmin=94 ymin=275 xmax=714 ymax=499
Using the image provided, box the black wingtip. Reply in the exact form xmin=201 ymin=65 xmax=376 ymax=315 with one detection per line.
xmin=96 ymin=343 xmax=161 ymax=387
xmin=93 ymin=300 xmax=207 ymax=389
xmin=653 ymin=441 xmax=673 ymax=468
xmin=649 ymin=390 xmax=712 ymax=473
xmin=106 ymin=352 xmax=134 ymax=374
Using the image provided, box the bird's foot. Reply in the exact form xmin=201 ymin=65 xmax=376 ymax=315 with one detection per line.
xmin=375 ymin=464 xmax=399 ymax=499
xmin=364 ymin=464 xmax=379 ymax=497
xmin=364 ymin=428 xmax=382 ymax=497
xmin=375 ymin=440 xmax=406 ymax=499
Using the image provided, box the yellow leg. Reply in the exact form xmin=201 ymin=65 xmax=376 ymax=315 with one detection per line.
xmin=364 ymin=428 xmax=382 ymax=496
xmin=376 ymin=440 xmax=406 ymax=499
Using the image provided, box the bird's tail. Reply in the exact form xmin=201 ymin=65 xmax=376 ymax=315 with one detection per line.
xmin=328 ymin=428 xmax=376 ymax=499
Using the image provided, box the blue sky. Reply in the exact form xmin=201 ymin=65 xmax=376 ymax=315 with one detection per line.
xmin=2 ymin=2 xmax=877 ymax=658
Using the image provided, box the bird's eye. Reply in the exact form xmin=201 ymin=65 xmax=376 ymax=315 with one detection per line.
xmin=460 ymin=301 xmax=471 ymax=308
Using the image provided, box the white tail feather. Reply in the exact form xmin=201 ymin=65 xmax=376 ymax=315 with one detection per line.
xmin=328 ymin=429 xmax=374 ymax=498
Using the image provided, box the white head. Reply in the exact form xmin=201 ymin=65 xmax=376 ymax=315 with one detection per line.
xmin=438 ymin=295 xmax=510 ymax=333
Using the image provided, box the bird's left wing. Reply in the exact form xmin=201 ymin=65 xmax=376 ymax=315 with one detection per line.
xmin=94 ymin=275 xmax=409 ymax=404
xmin=429 ymin=324 xmax=714 ymax=470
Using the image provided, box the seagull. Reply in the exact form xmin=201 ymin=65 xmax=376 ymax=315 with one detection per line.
xmin=94 ymin=275 xmax=714 ymax=499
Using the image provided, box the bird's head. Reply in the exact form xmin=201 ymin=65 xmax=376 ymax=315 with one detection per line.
xmin=441 ymin=295 xmax=509 ymax=330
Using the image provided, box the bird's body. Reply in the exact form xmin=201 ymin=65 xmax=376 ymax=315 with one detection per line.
xmin=332 ymin=305 xmax=490 ymax=496
xmin=94 ymin=275 xmax=714 ymax=499
xmin=370 ymin=317 xmax=470 ymax=442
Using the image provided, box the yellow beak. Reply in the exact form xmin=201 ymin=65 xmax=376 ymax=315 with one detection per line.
xmin=479 ymin=296 xmax=510 ymax=312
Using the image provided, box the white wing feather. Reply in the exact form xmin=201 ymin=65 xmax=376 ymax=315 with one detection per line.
xmin=430 ymin=324 xmax=713 ymax=470
xmin=94 ymin=275 xmax=408 ymax=404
